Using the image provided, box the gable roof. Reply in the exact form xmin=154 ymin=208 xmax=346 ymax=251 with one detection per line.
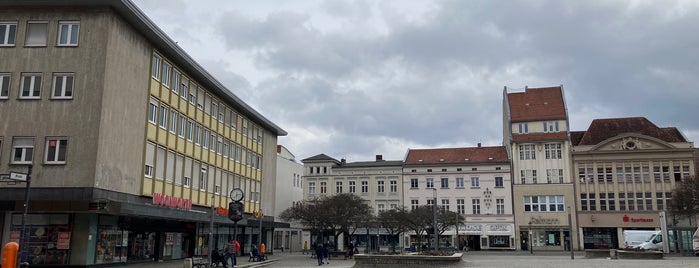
xmin=507 ymin=86 xmax=567 ymax=122
xmin=575 ymin=117 xmax=687 ymax=145
xmin=405 ymin=146 xmax=509 ymax=165
xmin=301 ymin=154 xmax=338 ymax=163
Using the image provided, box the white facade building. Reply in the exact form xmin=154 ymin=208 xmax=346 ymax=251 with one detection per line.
xmin=273 ymin=145 xmax=306 ymax=252
xmin=403 ymin=145 xmax=514 ymax=250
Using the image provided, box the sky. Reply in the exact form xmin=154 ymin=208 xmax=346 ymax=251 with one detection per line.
xmin=134 ymin=0 xmax=699 ymax=162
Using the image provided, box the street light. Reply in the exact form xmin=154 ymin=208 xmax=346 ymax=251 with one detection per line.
xmin=568 ymin=206 xmax=574 ymax=260
xmin=432 ymin=188 xmax=438 ymax=251
xmin=528 ymin=218 xmax=533 ymax=254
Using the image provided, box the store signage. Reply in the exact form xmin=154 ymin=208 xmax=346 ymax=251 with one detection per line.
xmin=216 ymin=206 xmax=229 ymax=215
xmin=57 ymin=232 xmax=71 ymax=249
xmin=152 ymin=193 xmax=192 ymax=210
xmin=529 ymin=217 xmax=559 ymax=225
xmin=488 ymin=224 xmax=510 ymax=232
xmin=464 ymin=224 xmax=482 ymax=231
xmin=622 ymin=214 xmax=653 ymax=223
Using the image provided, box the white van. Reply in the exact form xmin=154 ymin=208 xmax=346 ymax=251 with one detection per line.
xmin=638 ymin=231 xmax=662 ymax=251
xmin=623 ymin=230 xmax=657 ymax=249
xmin=693 ymin=228 xmax=699 ymax=256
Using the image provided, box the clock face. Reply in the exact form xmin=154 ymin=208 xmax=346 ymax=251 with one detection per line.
xmin=230 ymin=188 xmax=244 ymax=201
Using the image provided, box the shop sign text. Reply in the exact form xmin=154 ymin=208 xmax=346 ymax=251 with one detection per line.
xmin=152 ymin=193 xmax=192 ymax=210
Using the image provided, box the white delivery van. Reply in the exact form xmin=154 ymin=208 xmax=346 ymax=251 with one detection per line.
xmin=693 ymin=228 xmax=699 ymax=256
xmin=638 ymin=231 xmax=662 ymax=251
xmin=623 ymin=230 xmax=657 ymax=249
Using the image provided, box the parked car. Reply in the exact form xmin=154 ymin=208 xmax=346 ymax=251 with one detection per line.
xmin=623 ymin=230 xmax=657 ymax=249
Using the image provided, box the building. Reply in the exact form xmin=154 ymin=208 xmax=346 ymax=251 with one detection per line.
xmin=502 ymin=86 xmax=579 ymax=251
xmin=301 ymin=154 xmax=404 ymax=252
xmin=0 ymin=0 xmax=286 ymax=266
xmin=272 ymin=145 xmax=305 ymax=252
xmin=403 ymin=145 xmax=514 ymax=250
xmin=571 ymin=117 xmax=695 ymax=250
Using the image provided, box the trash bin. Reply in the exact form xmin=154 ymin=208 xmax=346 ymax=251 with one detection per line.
xmin=183 ymin=257 xmax=193 ymax=268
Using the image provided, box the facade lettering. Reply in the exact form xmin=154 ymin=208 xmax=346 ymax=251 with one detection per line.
xmin=152 ymin=193 xmax=193 ymax=210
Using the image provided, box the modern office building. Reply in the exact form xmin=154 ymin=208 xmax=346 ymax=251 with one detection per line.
xmin=0 ymin=0 xmax=286 ymax=266
xmin=403 ymin=145 xmax=514 ymax=250
xmin=301 ymin=154 xmax=403 ymax=252
xmin=502 ymin=86 xmax=579 ymax=251
xmin=571 ymin=117 xmax=695 ymax=250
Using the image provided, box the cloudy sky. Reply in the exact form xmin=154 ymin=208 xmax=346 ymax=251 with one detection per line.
xmin=134 ymin=0 xmax=699 ymax=162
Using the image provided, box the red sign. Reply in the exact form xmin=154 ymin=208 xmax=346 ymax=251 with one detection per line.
xmin=622 ymin=214 xmax=653 ymax=223
xmin=57 ymin=232 xmax=71 ymax=249
xmin=152 ymin=193 xmax=192 ymax=210
xmin=216 ymin=206 xmax=228 ymax=216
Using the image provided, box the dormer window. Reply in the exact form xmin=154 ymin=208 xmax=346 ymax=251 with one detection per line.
xmin=543 ymin=121 xmax=559 ymax=133
xmin=518 ymin=123 xmax=528 ymax=134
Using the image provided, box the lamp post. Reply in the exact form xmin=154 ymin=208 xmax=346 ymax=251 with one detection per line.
xmin=432 ymin=188 xmax=438 ymax=251
xmin=18 ymin=165 xmax=33 ymax=268
xmin=528 ymin=218 xmax=533 ymax=254
xmin=204 ymin=167 xmax=214 ymax=267
xmin=568 ymin=206 xmax=574 ymax=260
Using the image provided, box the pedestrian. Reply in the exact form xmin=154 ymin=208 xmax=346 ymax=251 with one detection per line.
xmin=322 ymin=243 xmax=329 ymax=264
xmin=225 ymin=239 xmax=240 ymax=267
xmin=315 ymin=243 xmax=324 ymax=266
xmin=303 ymin=241 xmax=308 ymax=254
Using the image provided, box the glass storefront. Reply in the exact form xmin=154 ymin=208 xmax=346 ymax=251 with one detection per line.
xmin=10 ymin=214 xmax=72 ymax=266
xmin=96 ymin=215 xmax=129 ymax=264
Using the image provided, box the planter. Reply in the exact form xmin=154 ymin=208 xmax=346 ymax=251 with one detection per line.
xmin=352 ymin=253 xmax=465 ymax=268
xmin=616 ymin=250 xmax=663 ymax=260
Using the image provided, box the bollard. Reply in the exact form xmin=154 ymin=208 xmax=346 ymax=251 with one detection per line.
xmin=2 ymin=242 xmax=19 ymax=268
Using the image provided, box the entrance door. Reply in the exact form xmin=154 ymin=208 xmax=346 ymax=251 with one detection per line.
xmin=520 ymin=231 xmax=528 ymax=251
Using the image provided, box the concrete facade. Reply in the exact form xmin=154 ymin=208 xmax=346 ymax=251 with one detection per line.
xmin=0 ymin=0 xmax=285 ymax=266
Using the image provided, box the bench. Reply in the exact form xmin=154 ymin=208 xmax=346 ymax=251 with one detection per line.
xmin=248 ymin=252 xmax=267 ymax=262
xmin=192 ymin=257 xmax=209 ymax=268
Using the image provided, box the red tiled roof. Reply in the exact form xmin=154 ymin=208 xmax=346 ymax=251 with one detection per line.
xmin=512 ymin=132 xmax=568 ymax=142
xmin=507 ymin=86 xmax=567 ymax=122
xmin=405 ymin=146 xmax=509 ymax=165
xmin=570 ymin=131 xmax=585 ymax=145
xmin=576 ymin=117 xmax=687 ymax=145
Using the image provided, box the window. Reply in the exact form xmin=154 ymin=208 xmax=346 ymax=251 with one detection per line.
xmin=57 ymin=21 xmax=79 ymax=46
xmin=308 ymin=182 xmax=316 ymax=194
xmin=361 ymin=181 xmax=368 ymax=193
xmin=186 ymin=121 xmax=194 ymax=141
xmin=169 ymin=110 xmax=177 ymax=133
xmin=471 ymin=177 xmax=480 ymax=187
xmin=456 ymin=177 xmax=464 ymax=188
xmin=336 ymin=181 xmax=343 ymax=193
xmin=544 ymin=143 xmax=562 ymax=159
xmin=179 ymin=77 xmax=188 ymax=97
xmin=20 ymin=73 xmax=42 ymax=98
xmin=145 ymin=142 xmax=155 ymax=178
xmin=520 ymin=169 xmax=537 ymax=184
xmin=0 ymin=73 xmax=9 ymax=98
xmin=178 ymin=115 xmax=186 ymax=137
xmin=25 ymin=21 xmax=48 ymax=46
xmin=411 ymin=200 xmax=419 ymax=210
xmin=441 ymin=199 xmax=450 ymax=211
xmin=194 ymin=125 xmax=201 ymax=145
xmin=320 ymin=182 xmax=326 ymax=194
xmin=44 ymin=138 xmax=67 ymax=164
xmin=426 ymin=178 xmax=434 ymax=188
xmin=197 ymin=88 xmax=205 ymax=109
xmin=151 ymin=54 xmax=161 ymax=80
xmin=472 ymin=199 xmax=481 ymax=214
xmin=158 ymin=105 xmax=168 ymax=129
xmin=349 ymin=181 xmax=356 ymax=193
xmin=202 ymin=129 xmax=209 ymax=148
xmin=519 ymin=144 xmax=536 ymax=160
xmin=377 ymin=204 xmax=385 ymax=213
xmin=518 ymin=123 xmax=528 ymax=134
xmin=0 ymin=22 xmax=16 ymax=46
xmin=12 ymin=137 xmax=34 ymax=164
xmin=543 ymin=121 xmax=559 ymax=133
xmin=410 ymin=178 xmax=418 ymax=188
xmin=377 ymin=181 xmax=385 ymax=193
xmin=496 ymin=199 xmax=505 ymax=214
xmin=51 ymin=73 xmax=74 ymax=98
xmin=390 ymin=180 xmax=397 ymax=193
xmin=457 ymin=199 xmax=465 ymax=214
xmin=495 ymin=177 xmax=503 ymax=187
xmin=148 ymin=98 xmax=158 ymax=124
xmin=162 ymin=62 xmax=171 ymax=87
xmin=546 ymin=169 xmax=563 ymax=184
xmin=523 ymin=195 xmax=565 ymax=212
xmin=211 ymin=102 xmax=218 ymax=119
xmin=441 ymin=178 xmax=449 ymax=188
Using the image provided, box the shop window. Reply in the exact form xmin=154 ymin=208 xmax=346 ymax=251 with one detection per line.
xmin=10 ymin=214 xmax=71 ymax=265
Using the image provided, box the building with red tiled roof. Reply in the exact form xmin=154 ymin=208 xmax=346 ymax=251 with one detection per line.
xmin=502 ymin=85 xmax=579 ymax=252
xmin=571 ymin=117 xmax=695 ymax=250
xmin=403 ymin=144 xmax=513 ymax=250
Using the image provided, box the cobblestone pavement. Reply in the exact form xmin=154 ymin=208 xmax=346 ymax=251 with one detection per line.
xmin=133 ymin=251 xmax=698 ymax=268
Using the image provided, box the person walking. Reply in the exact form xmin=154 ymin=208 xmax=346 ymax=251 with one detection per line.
xmin=322 ymin=243 xmax=329 ymax=264
xmin=315 ymin=243 xmax=324 ymax=266
xmin=225 ymin=239 xmax=240 ymax=267
xmin=303 ymin=241 xmax=308 ymax=254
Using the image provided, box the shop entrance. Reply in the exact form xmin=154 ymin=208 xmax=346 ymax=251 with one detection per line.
xmin=465 ymin=235 xmax=481 ymax=251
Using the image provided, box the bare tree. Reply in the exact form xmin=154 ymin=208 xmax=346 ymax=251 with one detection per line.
xmin=377 ymin=208 xmax=409 ymax=252
xmin=402 ymin=205 xmax=434 ymax=251
xmin=670 ymin=175 xmax=699 ymax=220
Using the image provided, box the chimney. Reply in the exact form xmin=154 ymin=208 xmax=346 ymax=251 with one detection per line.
xmin=477 ymin=143 xmax=482 ymax=148
xmin=376 ymin=155 xmax=383 ymax=161
xmin=341 ymin=159 xmax=346 ymax=165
